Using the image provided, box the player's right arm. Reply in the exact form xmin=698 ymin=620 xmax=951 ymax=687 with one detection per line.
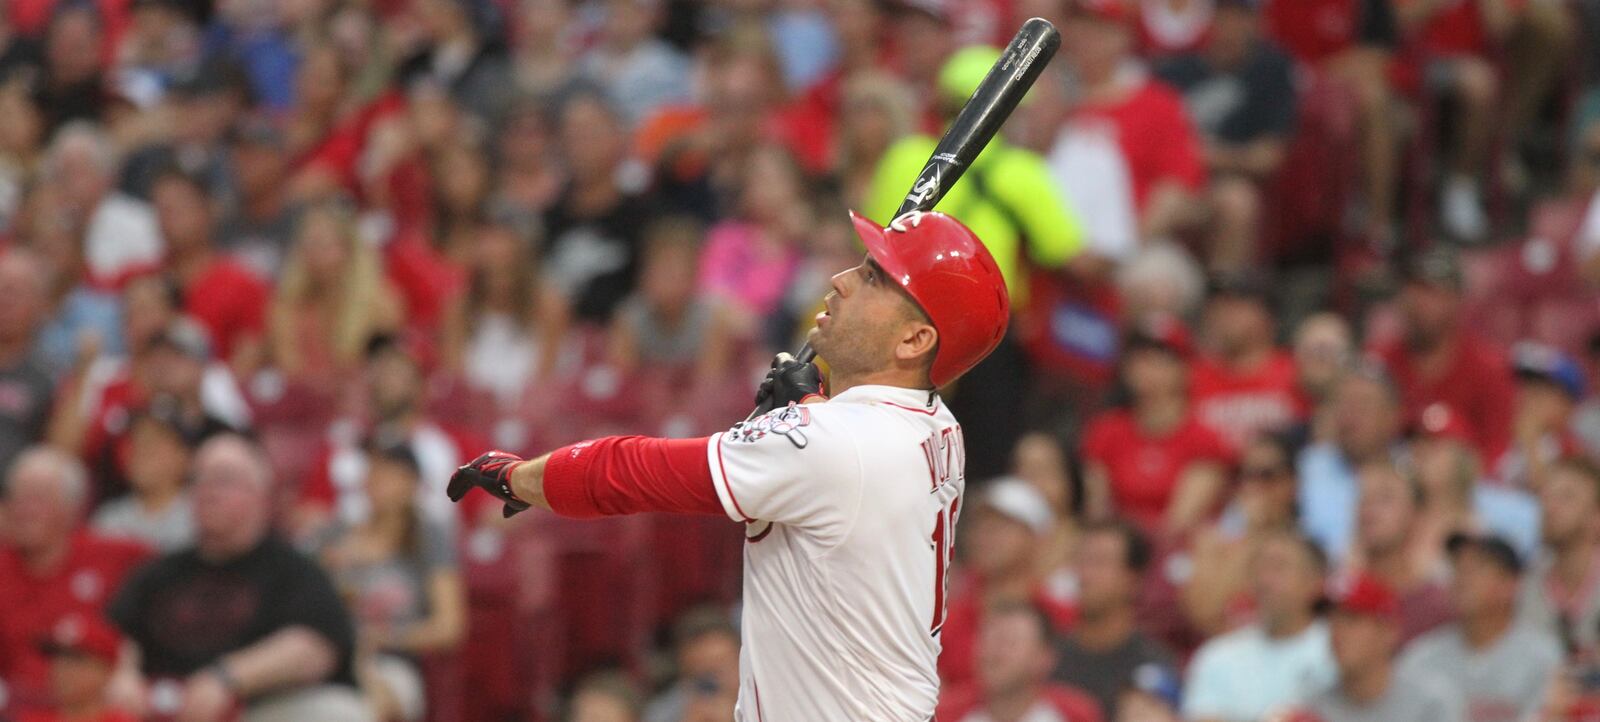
xmin=449 ymin=406 xmax=859 ymax=537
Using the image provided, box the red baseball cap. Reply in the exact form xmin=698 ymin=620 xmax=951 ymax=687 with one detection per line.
xmin=37 ymin=615 xmax=122 ymax=666
xmin=1071 ymin=0 xmax=1131 ymax=23
xmin=1329 ymin=572 xmax=1400 ymax=621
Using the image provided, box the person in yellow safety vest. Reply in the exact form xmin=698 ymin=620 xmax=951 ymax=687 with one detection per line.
xmin=863 ymin=45 xmax=1087 ymax=481
xmin=865 ymin=45 xmax=1086 ymax=309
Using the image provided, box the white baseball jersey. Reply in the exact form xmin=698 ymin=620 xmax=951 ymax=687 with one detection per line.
xmin=705 ymin=384 xmax=966 ymax=722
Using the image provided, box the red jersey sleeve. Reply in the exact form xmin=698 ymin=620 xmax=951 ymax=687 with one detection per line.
xmin=542 ymin=436 xmax=723 ymax=518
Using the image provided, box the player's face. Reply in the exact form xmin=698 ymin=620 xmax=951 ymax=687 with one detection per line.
xmin=808 ymin=256 xmax=924 ymax=379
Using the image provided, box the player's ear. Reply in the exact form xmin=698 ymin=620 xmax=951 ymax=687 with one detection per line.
xmin=895 ymin=321 xmax=938 ymax=367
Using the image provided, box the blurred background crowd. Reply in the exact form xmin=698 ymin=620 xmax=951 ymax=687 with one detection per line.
xmin=1 ymin=0 xmax=1600 ymax=719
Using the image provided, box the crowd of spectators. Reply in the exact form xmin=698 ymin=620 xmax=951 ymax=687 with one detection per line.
xmin=2 ymin=0 xmax=1600 ymax=719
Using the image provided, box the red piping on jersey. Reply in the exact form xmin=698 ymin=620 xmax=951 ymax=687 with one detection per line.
xmin=753 ymin=678 xmax=767 ymax=722
xmin=880 ymin=400 xmax=940 ymax=416
xmin=715 ymin=436 xmax=753 ymax=522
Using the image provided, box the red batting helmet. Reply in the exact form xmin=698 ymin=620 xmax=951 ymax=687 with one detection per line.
xmin=849 ymin=210 xmax=1010 ymax=387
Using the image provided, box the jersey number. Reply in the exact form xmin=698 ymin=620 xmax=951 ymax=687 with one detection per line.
xmin=931 ymin=497 xmax=960 ymax=635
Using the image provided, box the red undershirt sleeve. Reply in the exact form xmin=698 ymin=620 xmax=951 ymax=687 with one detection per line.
xmin=541 ymin=436 xmax=723 ymax=518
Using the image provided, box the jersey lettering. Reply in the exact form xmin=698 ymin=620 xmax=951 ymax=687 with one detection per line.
xmin=921 ymin=425 xmax=965 ymax=494
xmin=931 ymin=496 xmax=961 ymax=635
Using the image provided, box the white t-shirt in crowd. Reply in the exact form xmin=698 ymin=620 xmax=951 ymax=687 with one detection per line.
xmin=1183 ymin=620 xmax=1337 ymax=722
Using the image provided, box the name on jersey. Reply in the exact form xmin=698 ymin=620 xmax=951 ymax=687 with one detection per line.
xmin=729 ymin=405 xmax=813 ymax=449
xmin=920 ymin=425 xmax=965 ymax=493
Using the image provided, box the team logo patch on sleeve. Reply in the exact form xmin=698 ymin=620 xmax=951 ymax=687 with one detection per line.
xmin=729 ymin=405 xmax=813 ymax=448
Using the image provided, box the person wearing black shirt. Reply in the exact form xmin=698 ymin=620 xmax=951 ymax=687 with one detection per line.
xmin=109 ymin=434 xmax=371 ymax=722
xmin=1156 ymin=0 xmax=1296 ymax=272
xmin=541 ymin=89 xmax=661 ymax=324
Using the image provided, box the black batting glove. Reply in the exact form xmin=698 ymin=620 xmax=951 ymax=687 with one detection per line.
xmin=448 ymin=451 xmax=533 ymax=518
xmin=752 ymin=352 xmax=824 ymax=415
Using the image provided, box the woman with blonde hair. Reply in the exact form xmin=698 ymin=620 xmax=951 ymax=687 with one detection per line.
xmin=270 ymin=198 xmax=403 ymax=388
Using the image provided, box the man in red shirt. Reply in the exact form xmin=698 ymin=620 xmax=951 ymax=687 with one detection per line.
xmin=937 ymin=601 xmax=1104 ymax=722
xmin=151 ymin=168 xmax=268 ymax=373
xmin=1082 ymin=319 xmax=1232 ymax=538
xmin=1192 ymin=275 xmax=1304 ymax=451
xmin=1376 ymin=247 xmax=1515 ymax=464
xmin=1047 ymin=0 xmax=1208 ymax=263
xmin=0 ymin=446 xmax=149 ymax=714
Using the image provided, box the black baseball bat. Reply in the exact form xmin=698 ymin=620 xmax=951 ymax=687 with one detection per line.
xmin=748 ymin=18 xmax=1061 ymax=419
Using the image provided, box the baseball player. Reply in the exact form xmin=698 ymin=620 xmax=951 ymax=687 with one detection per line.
xmin=447 ymin=210 xmax=1010 ymax=721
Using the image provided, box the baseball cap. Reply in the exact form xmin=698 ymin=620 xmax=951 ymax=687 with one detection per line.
xmin=939 ymin=47 xmax=1002 ymax=107
xmin=1512 ymin=341 xmax=1586 ymax=400
xmin=152 ymin=317 xmax=212 ymax=361
xmin=1123 ymin=314 xmax=1194 ymax=359
xmin=1446 ymin=531 xmax=1523 ymax=575
xmin=1401 ymin=246 xmax=1464 ymax=290
xmin=1070 ymin=0 xmax=1131 ymax=23
xmin=1329 ymin=572 xmax=1400 ymax=620
xmin=976 ymin=477 xmax=1055 ymax=534
xmin=37 ymin=615 xmax=121 ymax=666
xmin=1415 ymin=402 xmax=1475 ymax=445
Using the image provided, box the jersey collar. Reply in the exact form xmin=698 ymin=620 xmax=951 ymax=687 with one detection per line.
xmin=829 ymin=384 xmax=941 ymax=413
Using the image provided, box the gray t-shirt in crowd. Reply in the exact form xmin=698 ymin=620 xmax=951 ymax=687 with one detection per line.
xmin=314 ymin=518 xmax=458 ymax=634
xmin=1519 ymin=554 xmax=1600 ymax=658
xmin=1396 ymin=621 xmax=1562 ymax=722
xmin=1306 ymin=668 xmax=1464 ymax=722
xmin=91 ymin=494 xmax=196 ymax=553
xmin=1052 ymin=631 xmax=1177 ymax=719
